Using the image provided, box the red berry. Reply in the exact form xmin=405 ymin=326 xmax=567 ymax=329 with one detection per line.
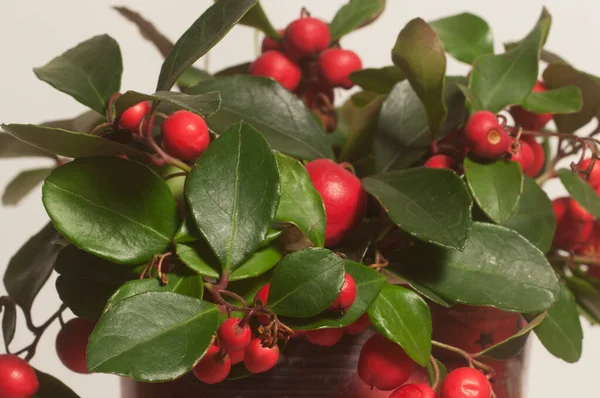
xmin=161 ymin=110 xmax=210 ymax=161
xmin=510 ymin=81 xmax=553 ymax=131
xmin=261 ymin=29 xmax=285 ymax=53
xmin=193 ymin=344 xmax=231 ymax=384
xmin=244 ymin=338 xmax=279 ymax=374
xmin=329 ymin=272 xmax=357 ymax=312
xmin=439 ymin=367 xmax=491 ymax=398
xmin=56 ymin=318 xmax=95 ymax=374
xmin=552 ymin=197 xmax=594 ymax=252
xmin=521 ymin=135 xmax=545 ymax=177
xmin=250 ymin=51 xmax=302 ymax=91
xmin=509 ymin=139 xmax=534 ymax=173
xmin=424 ymin=154 xmax=455 ymax=170
xmin=318 ymin=48 xmax=363 ymax=89
xmin=228 ymin=349 xmax=245 ymax=365
xmin=255 ymin=284 xmax=271 ymax=325
xmin=217 ymin=318 xmax=252 ymax=352
xmin=0 ymin=354 xmax=39 ymax=398
xmin=357 ymin=334 xmax=416 ymax=391
xmin=579 ymin=158 xmax=600 ymax=188
xmin=119 ymin=101 xmax=151 ymax=132
xmin=283 ymin=17 xmax=330 ymax=58
xmin=346 ymin=313 xmax=371 ymax=335
xmin=306 ymin=159 xmax=367 ymax=246
xmin=306 ymin=328 xmax=345 ymax=347
xmin=390 ymin=383 xmax=437 ymax=398
xmin=463 ymin=111 xmax=511 ymax=159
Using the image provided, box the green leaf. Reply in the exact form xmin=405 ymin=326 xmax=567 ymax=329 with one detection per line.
xmin=34 ymin=369 xmax=80 ymax=398
xmin=427 ymin=358 xmax=447 ymax=387
xmin=275 ymin=152 xmax=326 ymax=247
xmin=43 ymin=158 xmax=179 ymax=264
xmin=34 ymin=35 xmax=122 ymax=114
xmin=4 ymin=223 xmax=62 ymax=313
xmin=177 ymin=67 xmax=213 ymax=89
xmin=457 ymin=84 xmax=484 ymax=113
xmin=374 ymin=77 xmax=466 ymax=172
xmin=349 ymin=66 xmax=405 ymax=94
xmin=521 ymin=85 xmax=582 ymax=114
xmin=1 ymin=124 xmax=148 ymax=159
xmin=267 ymin=248 xmax=345 ymax=318
xmin=115 ymin=90 xmax=220 ymax=119
xmin=42 ymin=110 xmax=105 ymax=134
xmin=540 ymin=49 xmax=569 ymax=64
xmin=392 ymin=18 xmax=447 ymax=136
xmin=1 ymin=300 xmax=16 ymax=347
xmin=464 ymin=157 xmax=524 ymax=224
xmin=388 ymin=222 xmax=560 ymax=313
xmin=185 ymin=122 xmax=280 ymax=272
xmin=429 ymin=13 xmax=494 ymax=65
xmin=186 ymin=75 xmax=334 ymax=160
xmin=338 ymin=95 xmax=384 ymax=163
xmin=363 ymin=168 xmax=472 ymax=250
xmin=525 ymin=284 xmax=582 ymax=363
xmin=156 ymin=0 xmax=256 ymax=91
xmin=566 ymin=276 xmax=600 ymax=325
xmin=558 ymin=169 xmax=600 ymax=217
xmin=0 ymin=133 xmax=53 ymax=158
xmin=468 ymin=9 xmax=551 ymax=113
xmin=236 ymin=1 xmax=280 ymax=40
xmin=476 ymin=312 xmax=545 ymax=360
xmin=368 ymin=284 xmax=432 ymax=366
xmin=113 ymin=7 xmax=174 ymax=58
xmin=87 ymin=292 xmax=218 ymax=381
xmin=281 ymin=261 xmax=385 ymax=330
xmin=330 ymin=0 xmax=386 ymax=40
xmin=2 ymin=167 xmax=52 ymax=206
xmin=502 ymin=176 xmax=556 ymax=253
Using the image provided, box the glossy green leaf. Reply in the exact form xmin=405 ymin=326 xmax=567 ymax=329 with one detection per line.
xmin=43 ymin=158 xmax=179 ymax=264
xmin=0 ymin=133 xmax=52 ymax=158
xmin=34 ymin=369 xmax=80 ymax=398
xmin=339 ymin=95 xmax=384 ymax=163
xmin=566 ymin=276 xmax=600 ymax=325
xmin=1 ymin=124 xmax=148 ymax=159
xmin=476 ymin=312 xmax=544 ymax=360
xmin=392 ymin=18 xmax=447 ymax=136
xmin=268 ymin=248 xmax=345 ymax=318
xmin=521 ymin=85 xmax=582 ymax=114
xmin=156 ymin=0 xmax=256 ymax=90
xmin=427 ymin=358 xmax=447 ymax=387
xmin=2 ymin=167 xmax=52 ymax=206
xmin=34 ymin=35 xmax=122 ymax=114
xmin=186 ymin=122 xmax=280 ymax=272
xmin=87 ymin=292 xmax=218 ymax=381
xmin=177 ymin=67 xmax=213 ymax=89
xmin=558 ymin=169 xmax=600 ymax=217
xmin=368 ymin=284 xmax=432 ymax=366
xmin=464 ymin=157 xmax=524 ymax=224
xmin=115 ymin=90 xmax=220 ymax=119
xmin=186 ymin=75 xmax=334 ymax=160
xmin=457 ymin=84 xmax=484 ymax=113
xmin=388 ymin=222 xmax=560 ymax=313
xmin=429 ymin=13 xmax=493 ymax=64
xmin=237 ymin=1 xmax=280 ymax=40
xmin=330 ymin=0 xmax=386 ymax=40
xmin=363 ymin=167 xmax=472 ymax=250
xmin=349 ymin=66 xmax=404 ymax=94
xmin=1 ymin=300 xmax=16 ymax=347
xmin=275 ymin=152 xmax=326 ymax=247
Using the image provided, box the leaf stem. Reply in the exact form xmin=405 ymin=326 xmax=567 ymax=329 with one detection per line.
xmin=430 ymin=355 xmax=441 ymax=391
xmin=13 ymin=304 xmax=68 ymax=361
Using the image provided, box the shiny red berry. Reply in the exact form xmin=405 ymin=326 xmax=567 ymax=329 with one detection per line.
xmin=306 ymin=328 xmax=345 ymax=347
xmin=318 ymin=48 xmax=363 ymax=89
xmin=193 ymin=344 xmax=231 ymax=384
xmin=119 ymin=101 xmax=151 ymax=132
xmin=261 ymin=29 xmax=285 ymax=53
xmin=161 ymin=110 xmax=209 ymax=161
xmin=227 ymin=348 xmax=245 ymax=365
xmin=217 ymin=318 xmax=252 ymax=352
xmin=306 ymin=159 xmax=367 ymax=246
xmin=254 ymin=284 xmax=271 ymax=325
xmin=510 ymin=81 xmax=553 ymax=131
xmin=329 ymin=272 xmax=357 ymax=312
xmin=509 ymin=139 xmax=534 ymax=173
xmin=250 ymin=51 xmax=301 ymax=91
xmin=56 ymin=318 xmax=95 ymax=374
xmin=346 ymin=313 xmax=371 ymax=335
xmin=424 ymin=154 xmax=455 ymax=170
xmin=463 ymin=111 xmax=510 ymax=159
xmin=579 ymin=158 xmax=600 ymax=188
xmin=521 ymin=135 xmax=545 ymax=177
xmin=357 ymin=333 xmax=416 ymax=391
xmin=552 ymin=197 xmax=594 ymax=252
xmin=390 ymin=383 xmax=437 ymax=398
xmin=244 ymin=338 xmax=279 ymax=374
xmin=0 ymin=354 xmax=39 ymax=398
xmin=440 ymin=367 xmax=491 ymax=398
xmin=283 ymin=17 xmax=330 ymax=58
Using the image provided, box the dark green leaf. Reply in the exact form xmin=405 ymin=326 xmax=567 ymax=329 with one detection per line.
xmin=237 ymin=1 xmax=280 ymax=40
xmin=330 ymin=0 xmax=386 ymax=40
xmin=392 ymin=18 xmax=447 ymax=136
xmin=457 ymin=83 xmax=484 ymax=113
xmin=33 ymin=369 xmax=80 ymax=398
xmin=156 ymin=0 xmax=256 ymax=91
xmin=558 ymin=169 xmax=600 ymax=217
xmin=464 ymin=157 xmax=524 ymax=224
xmin=521 ymin=85 xmax=582 ymax=114
xmin=43 ymin=158 xmax=179 ymax=264
xmin=187 ymin=75 xmax=334 ymax=160
xmin=2 ymin=168 xmax=52 ymax=206
xmin=267 ymin=248 xmax=345 ymax=318
xmin=363 ymin=168 xmax=472 ymax=250
xmin=275 ymin=153 xmax=326 ymax=247
xmin=388 ymin=222 xmax=560 ymax=313
xmin=113 ymin=7 xmax=173 ymax=58
xmin=427 ymin=358 xmax=447 ymax=387
xmin=1 ymin=299 xmax=16 ymax=347
xmin=429 ymin=13 xmax=494 ymax=64
xmin=214 ymin=62 xmax=252 ymax=77
xmin=173 ymin=215 xmax=201 ymax=244
xmin=566 ymin=276 xmax=600 ymax=325
xmin=177 ymin=67 xmax=213 ymax=89
xmin=349 ymin=66 xmax=404 ymax=94
xmin=115 ymin=90 xmax=220 ymax=119
xmin=42 ymin=110 xmax=105 ymax=134
xmin=368 ymin=284 xmax=432 ymax=366
xmin=339 ymin=95 xmax=384 ymax=163
xmin=186 ymin=122 xmax=279 ymax=272
xmin=476 ymin=312 xmax=544 ymax=360
xmin=34 ymin=35 xmax=122 ymax=114
xmin=87 ymin=292 xmax=218 ymax=381
xmin=0 ymin=133 xmax=53 ymax=158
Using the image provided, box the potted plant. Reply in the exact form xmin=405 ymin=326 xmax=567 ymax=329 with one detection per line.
xmin=0 ymin=1 xmax=597 ymax=397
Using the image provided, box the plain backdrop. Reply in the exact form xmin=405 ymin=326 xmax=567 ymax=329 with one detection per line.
xmin=1 ymin=1 xmax=599 ymax=397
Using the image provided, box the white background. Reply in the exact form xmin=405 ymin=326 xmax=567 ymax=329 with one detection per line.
xmin=1 ymin=1 xmax=599 ymax=397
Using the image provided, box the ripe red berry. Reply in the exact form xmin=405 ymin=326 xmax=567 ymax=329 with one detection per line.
xmin=346 ymin=313 xmax=371 ymax=335
xmin=261 ymin=29 xmax=285 ymax=53
xmin=463 ymin=111 xmax=511 ymax=159
xmin=306 ymin=327 xmax=345 ymax=347
xmin=390 ymin=383 xmax=437 ymax=398
xmin=439 ymin=367 xmax=491 ymax=398
xmin=255 ymin=284 xmax=271 ymax=325
xmin=227 ymin=348 xmax=245 ymax=365
xmin=250 ymin=50 xmax=302 ymax=91
xmin=521 ymin=135 xmax=545 ymax=177
xmin=119 ymin=101 xmax=151 ymax=133
xmin=161 ymin=110 xmax=210 ymax=161
xmin=357 ymin=333 xmax=416 ymax=391
xmin=193 ymin=344 xmax=231 ymax=384
xmin=0 ymin=354 xmax=39 ymax=398
xmin=329 ymin=272 xmax=357 ymax=312
xmin=424 ymin=154 xmax=455 ymax=170
xmin=217 ymin=318 xmax=252 ymax=352
xmin=579 ymin=158 xmax=600 ymax=188
xmin=56 ymin=318 xmax=95 ymax=374
xmin=509 ymin=139 xmax=534 ymax=173
xmin=552 ymin=197 xmax=594 ymax=252
xmin=283 ymin=17 xmax=330 ymax=58
xmin=244 ymin=338 xmax=279 ymax=374
xmin=318 ymin=48 xmax=363 ymax=89
xmin=306 ymin=159 xmax=367 ymax=246
xmin=510 ymin=81 xmax=553 ymax=131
